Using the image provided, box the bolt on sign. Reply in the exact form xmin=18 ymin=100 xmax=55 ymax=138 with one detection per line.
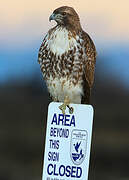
xmin=42 ymin=102 xmax=94 ymax=180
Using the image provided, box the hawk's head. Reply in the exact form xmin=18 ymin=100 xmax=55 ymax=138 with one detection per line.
xmin=49 ymin=6 xmax=81 ymax=30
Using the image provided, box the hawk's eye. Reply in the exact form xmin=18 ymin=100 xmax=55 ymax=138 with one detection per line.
xmin=62 ymin=12 xmax=66 ymax=16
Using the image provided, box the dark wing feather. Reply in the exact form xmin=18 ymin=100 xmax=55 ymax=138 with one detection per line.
xmin=81 ymin=31 xmax=97 ymax=104
xmin=38 ymin=34 xmax=47 ymax=65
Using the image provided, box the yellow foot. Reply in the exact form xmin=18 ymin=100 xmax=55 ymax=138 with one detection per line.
xmin=59 ymin=104 xmax=66 ymax=115
xmin=59 ymin=96 xmax=74 ymax=114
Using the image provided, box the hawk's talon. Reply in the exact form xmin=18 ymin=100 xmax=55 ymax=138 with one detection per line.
xmin=59 ymin=96 xmax=74 ymax=114
xmin=68 ymin=106 xmax=74 ymax=114
xmin=59 ymin=104 xmax=67 ymax=115
xmin=59 ymin=96 xmax=70 ymax=114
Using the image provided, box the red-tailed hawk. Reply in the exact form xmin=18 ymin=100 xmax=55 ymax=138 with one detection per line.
xmin=38 ymin=6 xmax=97 ymax=114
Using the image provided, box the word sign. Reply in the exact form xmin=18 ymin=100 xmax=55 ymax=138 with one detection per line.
xmin=42 ymin=102 xmax=94 ymax=180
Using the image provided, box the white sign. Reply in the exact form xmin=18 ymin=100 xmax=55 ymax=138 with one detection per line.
xmin=42 ymin=102 xmax=94 ymax=180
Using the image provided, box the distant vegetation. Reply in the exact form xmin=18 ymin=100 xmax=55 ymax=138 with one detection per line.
xmin=0 ymin=73 xmax=129 ymax=180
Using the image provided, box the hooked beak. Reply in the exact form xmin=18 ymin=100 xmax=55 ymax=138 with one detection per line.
xmin=49 ymin=13 xmax=55 ymax=22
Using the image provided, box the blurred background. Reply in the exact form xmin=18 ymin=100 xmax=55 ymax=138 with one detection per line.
xmin=0 ymin=0 xmax=129 ymax=180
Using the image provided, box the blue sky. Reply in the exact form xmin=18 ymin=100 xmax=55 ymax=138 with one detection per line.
xmin=0 ymin=41 xmax=129 ymax=89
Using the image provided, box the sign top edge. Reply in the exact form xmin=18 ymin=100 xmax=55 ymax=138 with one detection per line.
xmin=48 ymin=102 xmax=94 ymax=111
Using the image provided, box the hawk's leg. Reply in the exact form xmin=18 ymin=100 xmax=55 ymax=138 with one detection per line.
xmin=59 ymin=96 xmax=74 ymax=114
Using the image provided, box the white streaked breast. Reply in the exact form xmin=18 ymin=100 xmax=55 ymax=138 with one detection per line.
xmin=47 ymin=27 xmax=78 ymax=56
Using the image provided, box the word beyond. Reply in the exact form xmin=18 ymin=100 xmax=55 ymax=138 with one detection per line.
xmin=50 ymin=127 xmax=69 ymax=138
xmin=47 ymin=164 xmax=82 ymax=178
xmin=51 ymin=113 xmax=76 ymax=127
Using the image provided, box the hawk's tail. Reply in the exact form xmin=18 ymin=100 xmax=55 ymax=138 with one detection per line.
xmin=81 ymin=84 xmax=91 ymax=104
